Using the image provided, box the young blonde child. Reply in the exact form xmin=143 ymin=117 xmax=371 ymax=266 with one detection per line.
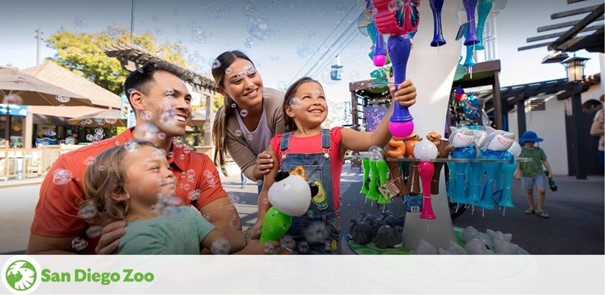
xmin=84 ymin=142 xmax=278 ymax=254
xmin=255 ymin=77 xmax=416 ymax=254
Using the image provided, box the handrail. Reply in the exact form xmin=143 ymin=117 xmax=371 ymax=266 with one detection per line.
xmin=0 ymin=146 xmax=63 ymax=181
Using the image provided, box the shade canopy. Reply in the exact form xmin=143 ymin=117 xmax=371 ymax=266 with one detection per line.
xmin=67 ymin=108 xmax=126 ymax=127
xmin=0 ymin=66 xmax=92 ymax=107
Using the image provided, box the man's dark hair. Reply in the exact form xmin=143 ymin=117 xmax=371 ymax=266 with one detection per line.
xmin=123 ymin=61 xmax=187 ymax=98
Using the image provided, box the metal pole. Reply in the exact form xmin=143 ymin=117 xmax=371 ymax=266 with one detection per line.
xmin=130 ymin=0 xmax=135 ymax=43
xmin=34 ymin=29 xmax=43 ymax=65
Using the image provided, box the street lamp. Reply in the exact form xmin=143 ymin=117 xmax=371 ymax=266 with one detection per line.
xmin=561 ymin=55 xmax=590 ymax=180
xmin=561 ymin=56 xmax=590 ymax=82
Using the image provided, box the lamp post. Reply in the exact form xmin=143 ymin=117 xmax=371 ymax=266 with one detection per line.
xmin=561 ymin=56 xmax=590 ymax=180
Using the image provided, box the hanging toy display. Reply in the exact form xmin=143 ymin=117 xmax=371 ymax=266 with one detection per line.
xmin=429 ymin=0 xmax=446 ymax=47
xmin=475 ymin=0 xmax=494 ymax=50
xmin=372 ymin=0 xmax=420 ymax=138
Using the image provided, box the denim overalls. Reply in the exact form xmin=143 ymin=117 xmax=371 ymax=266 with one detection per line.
xmin=279 ymin=129 xmax=340 ymax=254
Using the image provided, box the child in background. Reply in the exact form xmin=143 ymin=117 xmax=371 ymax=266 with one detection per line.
xmin=514 ymin=131 xmax=553 ymax=218
xmin=255 ymin=77 xmax=416 ymax=254
xmin=84 ymin=142 xmax=278 ymax=254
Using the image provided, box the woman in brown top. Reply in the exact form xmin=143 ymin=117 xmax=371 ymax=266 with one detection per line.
xmin=211 ymin=50 xmax=418 ymax=185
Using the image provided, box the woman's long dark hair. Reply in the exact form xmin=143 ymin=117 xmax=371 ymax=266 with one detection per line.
xmin=210 ymin=50 xmax=255 ymax=175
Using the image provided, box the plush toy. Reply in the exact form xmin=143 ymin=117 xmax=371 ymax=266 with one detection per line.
xmin=259 ymin=171 xmax=312 ymax=243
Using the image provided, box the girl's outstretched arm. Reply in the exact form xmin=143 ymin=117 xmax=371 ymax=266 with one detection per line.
xmin=340 ymin=79 xmax=417 ymax=155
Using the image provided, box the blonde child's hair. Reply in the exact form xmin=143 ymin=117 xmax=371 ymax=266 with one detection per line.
xmin=83 ymin=142 xmax=155 ymax=224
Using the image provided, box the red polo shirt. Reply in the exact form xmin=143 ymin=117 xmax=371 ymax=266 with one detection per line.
xmin=30 ymin=128 xmax=227 ymax=254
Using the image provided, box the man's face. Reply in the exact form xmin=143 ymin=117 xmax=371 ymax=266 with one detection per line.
xmin=139 ymin=71 xmax=192 ymax=138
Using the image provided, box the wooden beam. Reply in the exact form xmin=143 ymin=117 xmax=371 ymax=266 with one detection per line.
xmin=537 ymin=19 xmax=588 ymax=32
xmin=518 ymin=41 xmax=552 ymax=51
xmin=551 ymin=4 xmax=603 ymax=20
xmin=526 ymin=24 xmax=602 ymax=42
xmin=549 ymin=5 xmax=605 ymax=51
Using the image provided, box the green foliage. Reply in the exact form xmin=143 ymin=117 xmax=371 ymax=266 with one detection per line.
xmin=213 ymin=94 xmax=224 ymax=112
xmin=45 ymin=26 xmax=192 ymax=95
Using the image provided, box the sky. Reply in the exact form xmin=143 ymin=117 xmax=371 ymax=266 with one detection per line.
xmin=0 ymin=0 xmax=603 ymax=125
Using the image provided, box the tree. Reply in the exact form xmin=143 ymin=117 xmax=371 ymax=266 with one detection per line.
xmin=45 ymin=26 xmax=192 ymax=95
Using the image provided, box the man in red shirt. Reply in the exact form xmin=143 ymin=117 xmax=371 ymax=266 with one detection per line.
xmin=27 ymin=61 xmax=240 ymax=254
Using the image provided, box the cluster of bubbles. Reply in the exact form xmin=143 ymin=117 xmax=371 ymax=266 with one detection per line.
xmin=228 ymin=192 xmax=240 ymax=205
xmin=72 ymin=202 xmax=102 ymax=248
xmin=204 ymin=170 xmax=217 ymax=188
xmin=244 ymin=37 xmax=254 ymax=48
xmin=211 ymin=59 xmax=221 ymax=70
xmin=303 ymin=222 xmax=330 ymax=244
xmin=52 ymin=168 xmax=72 ymax=186
xmin=368 ymin=146 xmax=384 ymax=161
xmin=55 ymin=95 xmax=71 ymax=103
xmin=177 ymin=169 xmax=197 ymax=192
xmin=85 ymin=128 xmax=105 ymax=143
xmin=124 ymin=141 xmax=141 ymax=153
xmin=247 ymin=17 xmax=271 ymax=41
xmin=63 ymin=137 xmax=76 ymax=145
xmin=289 ymin=97 xmax=302 ymax=110
xmin=187 ymin=189 xmax=200 ymax=202
xmin=277 ymin=81 xmax=287 ymax=91
xmin=159 ymin=89 xmax=180 ymax=127
xmin=210 ymin=237 xmax=231 ymax=254
xmin=141 ymin=110 xmax=153 ymax=121
xmin=78 ymin=201 xmax=98 ymax=221
xmin=153 ymin=195 xmax=184 ymax=217
xmin=132 ymin=123 xmax=160 ymax=143
xmin=73 ymin=17 xmax=88 ymax=28
xmin=83 ymin=156 xmax=96 ymax=167
xmin=71 ymin=236 xmax=88 ymax=252
xmin=191 ymin=26 xmax=208 ymax=44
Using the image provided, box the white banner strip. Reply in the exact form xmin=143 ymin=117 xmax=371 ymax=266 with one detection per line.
xmin=1 ymin=255 xmax=604 ymax=294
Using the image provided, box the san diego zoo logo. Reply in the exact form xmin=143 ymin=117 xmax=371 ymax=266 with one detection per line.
xmin=2 ymin=256 xmax=42 ymax=294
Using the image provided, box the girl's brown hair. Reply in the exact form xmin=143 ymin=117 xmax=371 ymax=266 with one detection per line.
xmin=282 ymin=77 xmax=323 ymax=132
xmin=210 ymin=50 xmax=255 ymax=175
xmin=83 ymin=143 xmax=144 ymax=224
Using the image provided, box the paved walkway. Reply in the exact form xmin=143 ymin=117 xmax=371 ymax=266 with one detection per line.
xmin=0 ymin=162 xmax=602 ymax=254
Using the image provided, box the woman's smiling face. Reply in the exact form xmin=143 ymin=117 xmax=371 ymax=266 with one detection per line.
xmin=219 ymin=58 xmax=264 ymax=110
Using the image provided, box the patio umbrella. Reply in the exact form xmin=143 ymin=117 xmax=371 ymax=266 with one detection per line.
xmin=0 ymin=66 xmax=92 ymax=106
xmin=67 ymin=108 xmax=126 ymax=127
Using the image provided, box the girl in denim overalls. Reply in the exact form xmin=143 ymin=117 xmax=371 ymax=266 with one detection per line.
xmin=256 ymin=77 xmax=417 ymax=254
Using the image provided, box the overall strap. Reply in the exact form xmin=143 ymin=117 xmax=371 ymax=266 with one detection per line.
xmin=321 ymin=129 xmax=331 ymax=149
xmin=280 ymin=133 xmax=292 ymax=151
xmin=279 ymin=132 xmax=292 ymax=159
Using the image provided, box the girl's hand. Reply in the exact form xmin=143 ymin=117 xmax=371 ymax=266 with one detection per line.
xmin=253 ymin=220 xmax=263 ymax=230
xmin=253 ymin=151 xmax=274 ymax=179
xmin=390 ymin=79 xmax=417 ymax=107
